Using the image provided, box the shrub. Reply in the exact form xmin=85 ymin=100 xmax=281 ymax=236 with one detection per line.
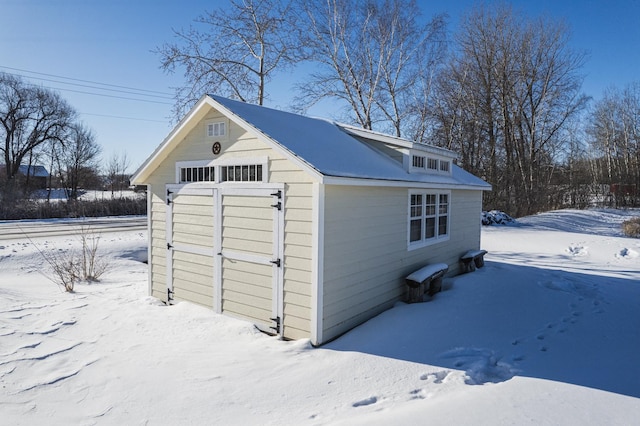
xmin=0 ymin=196 xmax=146 ymax=220
xmin=33 ymin=223 xmax=110 ymax=292
xmin=482 ymin=210 xmax=516 ymax=226
xmin=622 ymin=217 xmax=640 ymax=238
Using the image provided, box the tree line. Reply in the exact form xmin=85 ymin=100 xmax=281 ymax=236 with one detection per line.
xmin=0 ymin=72 xmax=141 ymax=219
xmin=157 ymin=0 xmax=639 ymax=216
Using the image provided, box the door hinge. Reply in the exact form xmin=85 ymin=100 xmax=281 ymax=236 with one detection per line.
xmin=167 ymin=288 xmax=174 ymax=303
xmin=167 ymin=243 xmax=173 ymax=249
xmin=269 ymin=316 xmax=281 ymax=334
xmin=271 ymin=201 xmax=281 ymax=210
xmin=166 ymin=189 xmax=173 ymax=205
xmin=271 ymin=258 xmax=281 ymax=267
xmin=271 ymin=190 xmax=281 ymax=199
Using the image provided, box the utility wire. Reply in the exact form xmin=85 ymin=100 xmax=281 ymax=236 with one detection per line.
xmin=79 ymin=112 xmax=167 ymax=123
xmin=16 ymin=75 xmax=173 ymax=100
xmin=0 ymin=65 xmax=172 ymax=96
xmin=34 ymin=84 xmax=173 ymax=105
xmin=0 ymin=64 xmax=174 ymax=121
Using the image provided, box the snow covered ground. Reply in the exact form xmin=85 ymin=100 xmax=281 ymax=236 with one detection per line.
xmin=1 ymin=208 xmax=639 ymax=425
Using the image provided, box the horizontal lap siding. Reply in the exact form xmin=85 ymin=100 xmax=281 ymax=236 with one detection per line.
xmin=447 ymin=190 xmax=483 ymax=273
xmin=272 ymin=159 xmax=314 ymax=340
xmin=222 ymin=258 xmax=272 ymax=324
xmin=171 ymin=193 xmax=215 ymax=308
xmin=322 ymin=186 xmax=406 ymax=340
xmin=321 ymin=186 xmax=483 ymax=342
xmin=149 ymin=190 xmax=168 ymax=302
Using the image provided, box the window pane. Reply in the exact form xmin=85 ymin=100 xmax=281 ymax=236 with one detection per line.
xmin=425 ymin=217 xmax=435 ymax=239
xmin=257 ymin=165 xmax=263 ymax=181
xmin=198 ymin=167 xmax=204 ymax=181
xmin=425 ymin=194 xmax=436 ymax=215
xmin=438 ymin=216 xmax=448 ymax=236
xmin=410 ymin=194 xmax=422 ymax=218
xmin=234 ymin=166 xmax=241 ymax=181
xmin=439 ymin=194 xmax=449 ymax=214
xmin=242 ymin=165 xmax=249 ymax=181
xmin=220 ymin=122 xmax=226 ymax=136
xmin=410 ymin=219 xmax=422 ymax=242
xmin=180 ymin=168 xmax=186 ymax=183
xmin=412 ymin=156 xmax=424 ymax=168
xmin=221 ymin=166 xmax=227 ymax=182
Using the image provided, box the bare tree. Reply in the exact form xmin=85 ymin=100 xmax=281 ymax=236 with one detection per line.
xmin=296 ymin=0 xmax=446 ymax=137
xmin=156 ymin=0 xmax=300 ymax=118
xmin=58 ymin=124 xmax=101 ymax=200
xmin=432 ymin=5 xmax=588 ymax=215
xmin=106 ymin=151 xmax=131 ymax=197
xmin=588 ymin=83 xmax=640 ymax=206
xmin=0 ymin=72 xmax=75 ymax=200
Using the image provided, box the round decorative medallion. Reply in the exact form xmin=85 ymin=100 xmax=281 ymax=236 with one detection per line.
xmin=212 ymin=142 xmax=221 ymax=155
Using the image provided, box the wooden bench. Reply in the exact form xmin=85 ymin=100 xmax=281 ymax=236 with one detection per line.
xmin=460 ymin=249 xmax=488 ymax=273
xmin=405 ymin=263 xmax=449 ymax=303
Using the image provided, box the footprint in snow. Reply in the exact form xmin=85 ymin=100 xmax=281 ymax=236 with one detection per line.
xmin=616 ymin=248 xmax=639 ymax=259
xmin=419 ymin=370 xmax=449 ymax=384
xmin=566 ymin=245 xmax=587 ymax=256
xmin=409 ymin=388 xmax=428 ymax=400
xmin=352 ymin=396 xmax=378 ymax=407
xmin=440 ymin=348 xmax=516 ymax=385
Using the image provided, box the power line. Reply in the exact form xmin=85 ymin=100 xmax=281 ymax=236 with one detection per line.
xmin=34 ymin=84 xmax=173 ymax=105
xmin=79 ymin=112 xmax=168 ymax=123
xmin=1 ymin=69 xmax=174 ymax=104
xmin=0 ymin=64 xmax=174 ymax=123
xmin=0 ymin=65 xmax=173 ymax=96
xmin=16 ymin=74 xmax=173 ymax=100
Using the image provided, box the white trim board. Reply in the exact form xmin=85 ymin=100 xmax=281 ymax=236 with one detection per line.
xmin=310 ymin=182 xmax=325 ymax=346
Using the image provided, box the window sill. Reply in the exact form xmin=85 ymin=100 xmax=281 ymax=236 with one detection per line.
xmin=408 ymin=235 xmax=450 ymax=251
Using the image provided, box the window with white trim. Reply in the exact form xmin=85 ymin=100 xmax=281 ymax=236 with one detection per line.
xmin=179 ymin=165 xmax=215 ymax=183
xmin=427 ymin=158 xmax=438 ymax=170
xmin=440 ymin=160 xmax=450 ymax=172
xmin=220 ymin=164 xmax=263 ymax=182
xmin=412 ymin=155 xmax=425 ymax=169
xmin=207 ymin=121 xmax=226 ymax=138
xmin=408 ymin=190 xmax=450 ymax=248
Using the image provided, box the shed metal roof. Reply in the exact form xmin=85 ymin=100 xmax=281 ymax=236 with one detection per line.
xmin=210 ymin=95 xmax=490 ymax=189
xmin=132 ymin=95 xmax=491 ymax=190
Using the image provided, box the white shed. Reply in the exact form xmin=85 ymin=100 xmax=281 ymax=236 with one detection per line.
xmin=131 ymin=94 xmax=491 ymax=345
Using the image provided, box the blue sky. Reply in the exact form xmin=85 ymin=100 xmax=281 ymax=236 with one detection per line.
xmin=1 ymin=0 xmax=638 ymax=170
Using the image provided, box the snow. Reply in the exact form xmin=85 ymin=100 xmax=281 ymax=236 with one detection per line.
xmin=1 ymin=208 xmax=640 ymax=425
xmin=405 ymin=262 xmax=448 ymax=283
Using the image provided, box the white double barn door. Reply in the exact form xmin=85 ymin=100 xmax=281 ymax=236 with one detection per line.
xmin=166 ymin=184 xmax=284 ymax=335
